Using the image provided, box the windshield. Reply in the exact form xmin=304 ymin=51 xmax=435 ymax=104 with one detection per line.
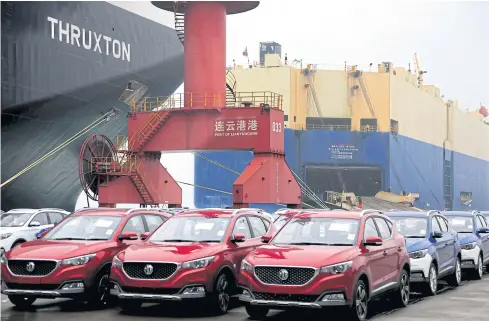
xmin=44 ymin=215 xmax=122 ymax=240
xmin=148 ymin=216 xmax=230 ymax=242
xmin=272 ymin=217 xmax=360 ymax=245
xmin=1 ymin=213 xmax=34 ymax=227
xmin=446 ymin=216 xmax=474 ymax=233
xmin=390 ymin=217 xmax=428 ymax=237
xmin=274 ymin=216 xmax=291 ymax=230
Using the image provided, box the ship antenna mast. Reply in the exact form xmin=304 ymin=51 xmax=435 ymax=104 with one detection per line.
xmin=414 ymin=53 xmax=427 ymax=88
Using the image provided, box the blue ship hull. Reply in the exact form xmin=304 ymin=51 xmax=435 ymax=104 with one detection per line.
xmin=194 ymin=129 xmax=489 ymax=211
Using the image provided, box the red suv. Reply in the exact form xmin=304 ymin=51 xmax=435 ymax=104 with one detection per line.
xmin=238 ymin=209 xmax=411 ymax=321
xmin=0 ymin=208 xmax=171 ymax=309
xmin=109 ymin=208 xmax=273 ymax=314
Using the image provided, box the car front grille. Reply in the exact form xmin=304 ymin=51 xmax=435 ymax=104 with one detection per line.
xmin=7 ymin=260 xmax=58 ymax=276
xmin=254 ymin=266 xmax=316 ymax=285
xmin=253 ymin=292 xmax=319 ymax=302
xmin=123 ymin=262 xmax=178 ymax=279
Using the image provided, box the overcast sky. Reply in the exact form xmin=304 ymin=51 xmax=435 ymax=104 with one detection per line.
xmin=114 ymin=0 xmax=488 ymax=110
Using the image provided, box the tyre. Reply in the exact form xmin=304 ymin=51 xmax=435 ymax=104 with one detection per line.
xmin=210 ymin=273 xmax=232 ymax=315
xmin=390 ymin=269 xmax=410 ymax=308
xmin=118 ymin=299 xmax=142 ymax=314
xmin=471 ymin=254 xmax=483 ymax=280
xmin=245 ymin=305 xmax=269 ymax=320
xmin=347 ymin=279 xmax=368 ymax=321
xmin=8 ymin=295 xmax=36 ymax=309
xmin=446 ymin=257 xmax=462 ymax=287
xmin=420 ymin=263 xmax=437 ymax=296
xmin=86 ymin=270 xmax=114 ymax=308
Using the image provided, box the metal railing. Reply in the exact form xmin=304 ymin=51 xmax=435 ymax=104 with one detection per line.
xmin=306 ymin=124 xmax=351 ymax=131
xmin=131 ymin=91 xmax=283 ymax=112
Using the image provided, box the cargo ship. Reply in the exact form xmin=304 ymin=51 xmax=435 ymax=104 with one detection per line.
xmin=194 ymin=42 xmax=489 ymax=212
xmin=1 ymin=1 xmax=184 ymax=211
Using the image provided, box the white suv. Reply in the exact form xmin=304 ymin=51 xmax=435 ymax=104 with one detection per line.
xmin=0 ymin=208 xmax=70 ymax=255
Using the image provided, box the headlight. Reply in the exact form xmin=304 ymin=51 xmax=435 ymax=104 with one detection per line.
xmin=461 ymin=242 xmax=477 ymax=250
xmin=0 ymin=233 xmax=12 ymax=240
xmin=241 ymin=259 xmax=253 ymax=272
xmin=181 ymin=256 xmax=215 ymax=269
xmin=0 ymin=253 xmax=7 ymax=265
xmin=320 ymin=261 xmax=352 ymax=275
xmin=112 ymin=256 xmax=123 ymax=268
xmin=409 ymin=249 xmax=428 ymax=259
xmin=61 ymin=254 xmax=96 ymax=266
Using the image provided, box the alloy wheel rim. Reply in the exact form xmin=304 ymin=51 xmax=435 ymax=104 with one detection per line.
xmin=478 ymin=256 xmax=483 ymax=277
xmin=455 ymin=259 xmax=461 ymax=284
xmin=429 ymin=266 xmax=437 ymax=293
xmin=355 ymin=284 xmax=367 ymax=320
xmin=217 ymin=276 xmax=230 ymax=312
xmin=400 ymin=273 xmax=409 ymax=304
xmin=98 ymin=275 xmax=109 ymax=301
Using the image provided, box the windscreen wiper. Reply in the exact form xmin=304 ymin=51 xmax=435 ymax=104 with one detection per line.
xmin=51 ymin=237 xmax=86 ymax=240
xmin=326 ymin=243 xmax=353 ymax=246
xmin=404 ymin=236 xmax=425 ymax=238
xmin=198 ymin=240 xmax=220 ymax=243
xmin=289 ymin=242 xmax=327 ymax=245
xmin=159 ymin=239 xmax=195 ymax=242
xmin=86 ymin=238 xmax=108 ymax=240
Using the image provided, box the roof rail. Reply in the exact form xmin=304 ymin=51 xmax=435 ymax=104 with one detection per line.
xmin=125 ymin=208 xmax=169 ymax=215
xmin=471 ymin=210 xmax=481 ymax=216
xmin=74 ymin=207 xmax=117 ymax=213
xmin=40 ymin=208 xmax=70 ymax=212
xmin=359 ymin=209 xmax=382 ymax=217
xmin=426 ymin=210 xmax=440 ymax=216
xmin=232 ymin=208 xmax=264 ymax=215
xmin=7 ymin=208 xmax=36 ymax=212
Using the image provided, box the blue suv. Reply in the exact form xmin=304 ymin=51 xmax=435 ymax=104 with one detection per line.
xmin=442 ymin=211 xmax=489 ymax=279
xmin=386 ymin=210 xmax=462 ymax=296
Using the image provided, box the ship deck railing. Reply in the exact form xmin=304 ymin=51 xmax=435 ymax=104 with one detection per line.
xmin=130 ymin=91 xmax=283 ymax=113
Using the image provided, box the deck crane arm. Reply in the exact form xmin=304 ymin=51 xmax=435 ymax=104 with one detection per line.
xmin=414 ymin=53 xmax=427 ymax=87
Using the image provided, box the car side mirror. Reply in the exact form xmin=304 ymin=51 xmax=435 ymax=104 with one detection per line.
xmin=119 ymin=232 xmax=138 ymax=241
xmin=232 ymin=233 xmax=246 ymax=243
xmin=432 ymin=231 xmax=443 ymax=238
xmin=363 ymin=236 xmax=383 ymax=246
xmin=29 ymin=221 xmax=41 ymax=227
xmin=261 ymin=235 xmax=272 ymax=243
xmin=140 ymin=232 xmax=150 ymax=240
xmin=477 ymin=227 xmax=489 ymax=234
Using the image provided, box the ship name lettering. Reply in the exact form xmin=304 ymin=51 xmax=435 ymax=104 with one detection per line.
xmin=47 ymin=16 xmax=131 ymax=62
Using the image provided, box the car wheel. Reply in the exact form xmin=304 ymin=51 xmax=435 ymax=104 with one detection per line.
xmin=446 ymin=257 xmax=462 ymax=287
xmin=391 ymin=269 xmax=410 ymax=307
xmin=8 ymin=295 xmax=36 ymax=309
xmin=472 ymin=254 xmax=483 ymax=280
xmin=211 ymin=273 xmax=231 ymax=315
xmin=118 ymin=299 xmax=142 ymax=314
xmin=347 ymin=279 xmax=368 ymax=321
xmin=420 ymin=263 xmax=437 ymax=296
xmin=87 ymin=271 xmax=114 ymax=308
xmin=245 ymin=305 xmax=269 ymax=320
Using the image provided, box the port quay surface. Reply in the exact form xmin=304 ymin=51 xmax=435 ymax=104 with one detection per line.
xmin=2 ymin=273 xmax=489 ymax=320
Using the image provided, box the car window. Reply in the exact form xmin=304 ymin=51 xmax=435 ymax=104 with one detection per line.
xmin=436 ymin=216 xmax=448 ymax=232
xmin=122 ymin=215 xmax=145 ymax=235
xmin=44 ymin=215 xmax=122 ymax=240
xmin=233 ymin=217 xmax=252 ymax=239
xmin=248 ymin=216 xmax=267 ymax=237
xmin=374 ymin=218 xmax=391 ymax=239
xmin=446 ymin=216 xmax=473 ymax=233
xmin=274 ymin=216 xmax=290 ymax=230
xmin=144 ymin=214 xmax=165 ymax=232
xmin=148 ymin=216 xmax=230 ymax=242
xmin=1 ymin=212 xmax=34 ymax=227
xmin=48 ymin=212 xmax=64 ymax=224
xmin=390 ymin=217 xmax=428 ymax=237
xmin=364 ymin=218 xmax=380 ymax=239
xmin=261 ymin=217 xmax=270 ymax=230
xmin=32 ymin=213 xmax=49 ymax=226
xmin=431 ymin=217 xmax=442 ymax=233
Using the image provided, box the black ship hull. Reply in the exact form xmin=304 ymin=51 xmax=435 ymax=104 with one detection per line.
xmin=1 ymin=1 xmax=184 ymax=211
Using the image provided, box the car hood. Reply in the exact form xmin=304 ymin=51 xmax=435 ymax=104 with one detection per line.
xmin=457 ymin=233 xmax=478 ymax=245
xmin=405 ymin=238 xmax=431 ymax=252
xmin=119 ymin=242 xmax=225 ymax=262
xmin=245 ymin=244 xmax=357 ymax=268
xmin=7 ymin=239 xmax=114 ymax=260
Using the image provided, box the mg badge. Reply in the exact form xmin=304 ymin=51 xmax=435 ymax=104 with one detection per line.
xmin=26 ymin=262 xmax=35 ymax=273
xmin=278 ymin=269 xmax=289 ymax=281
xmin=143 ymin=264 xmax=153 ymax=276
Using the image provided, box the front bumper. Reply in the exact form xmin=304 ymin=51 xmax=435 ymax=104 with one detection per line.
xmin=110 ymin=281 xmax=206 ymax=302
xmin=409 ymin=253 xmax=432 ymax=282
xmin=239 ymin=287 xmax=350 ymax=309
xmin=461 ymin=246 xmax=480 ymax=269
xmin=1 ymin=280 xmax=85 ymax=298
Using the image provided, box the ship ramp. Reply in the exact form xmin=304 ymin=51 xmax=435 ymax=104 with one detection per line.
xmin=323 ymin=191 xmax=424 ymax=212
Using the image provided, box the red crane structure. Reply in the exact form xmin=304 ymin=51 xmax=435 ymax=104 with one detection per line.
xmin=78 ymin=1 xmax=302 ymax=209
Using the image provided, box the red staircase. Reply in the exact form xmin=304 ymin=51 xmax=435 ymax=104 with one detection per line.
xmin=130 ymin=170 xmax=154 ymax=204
xmin=133 ymin=111 xmax=172 ymax=152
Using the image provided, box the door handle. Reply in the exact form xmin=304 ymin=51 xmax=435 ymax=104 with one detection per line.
xmin=383 ymin=251 xmax=388 ymax=257
xmin=397 ymin=247 xmax=402 ymax=252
